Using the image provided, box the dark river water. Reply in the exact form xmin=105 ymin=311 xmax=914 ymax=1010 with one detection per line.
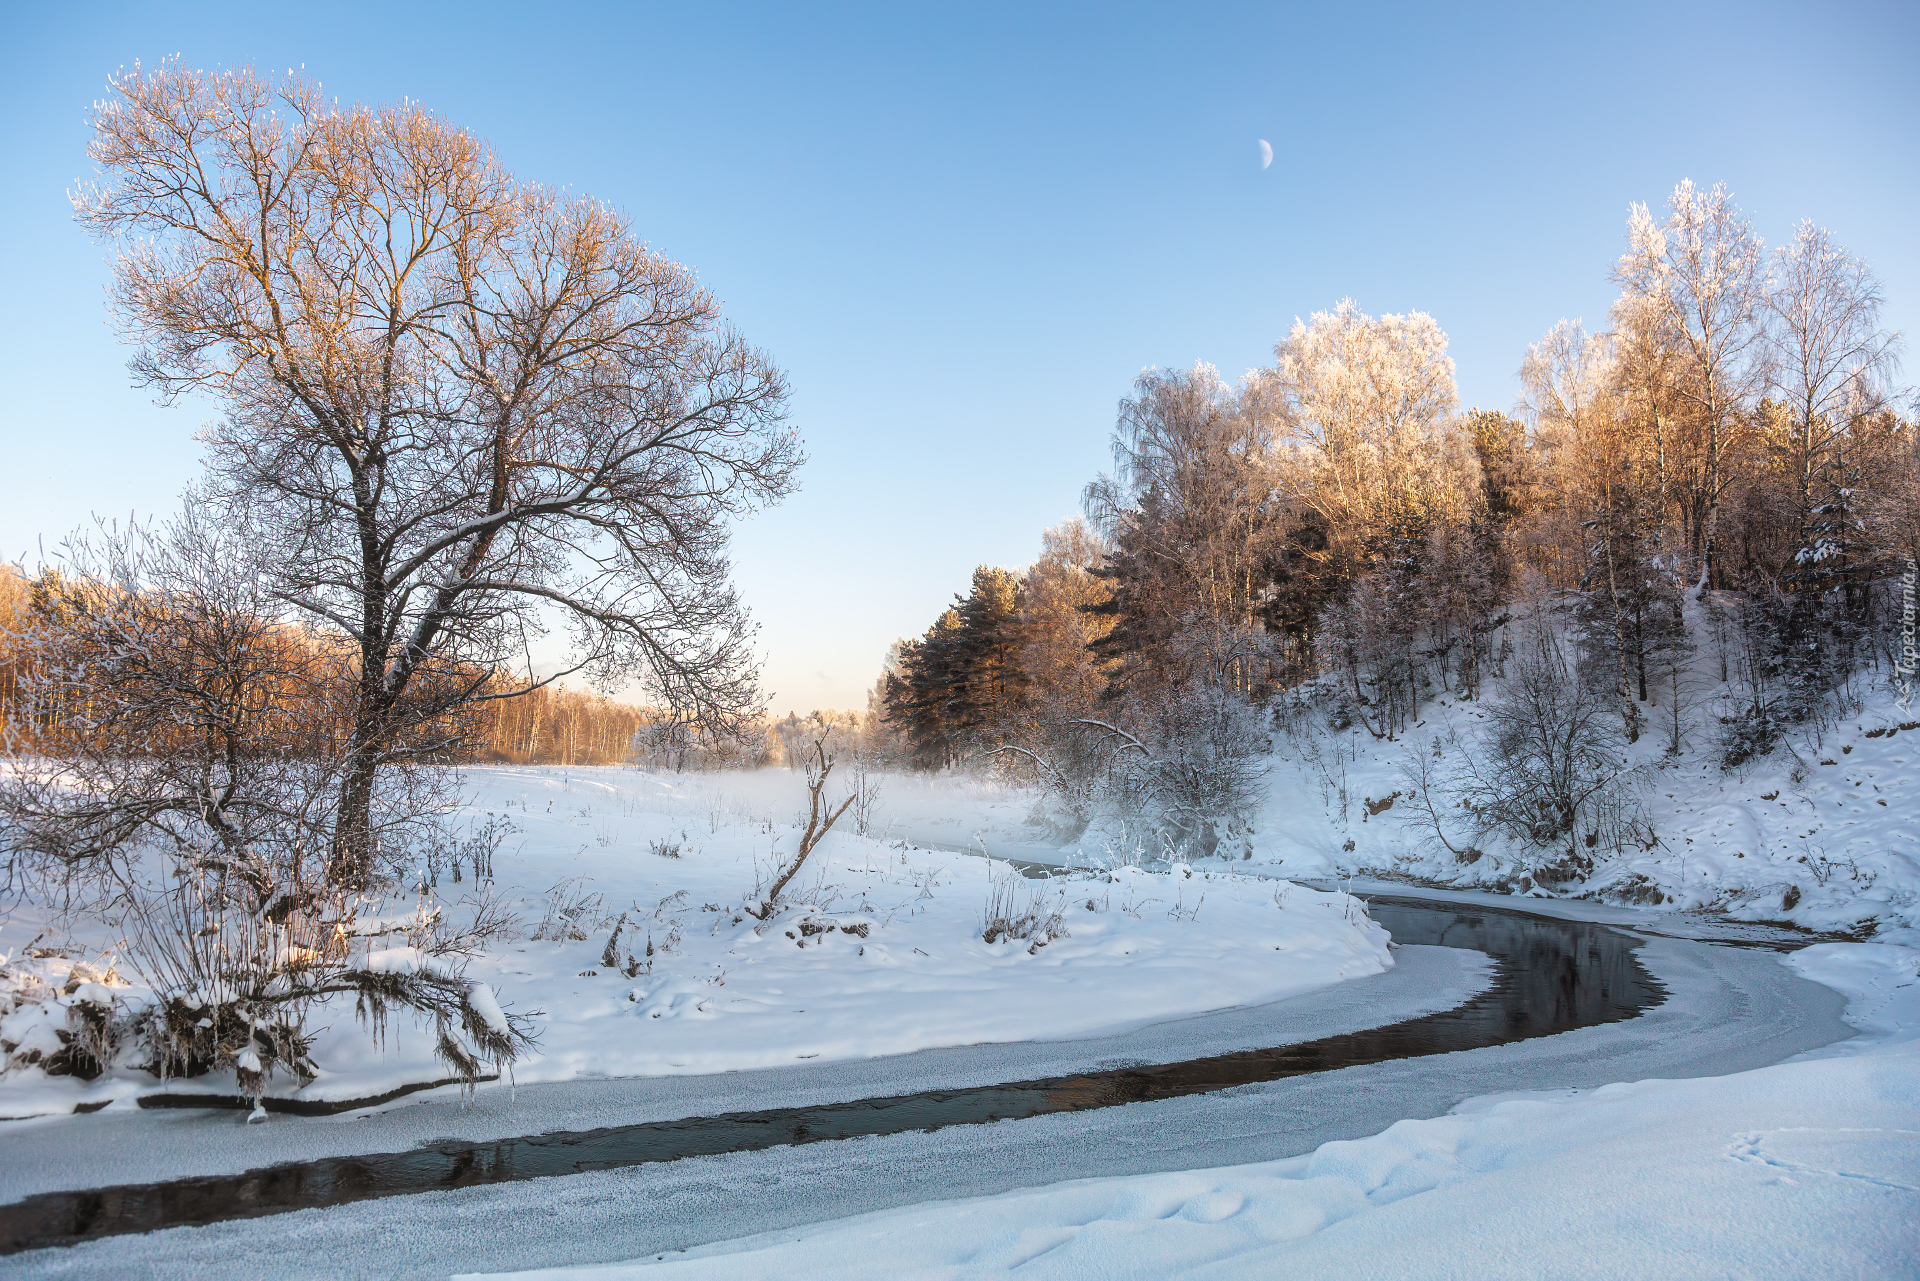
xmin=0 ymin=896 xmax=1662 ymax=1253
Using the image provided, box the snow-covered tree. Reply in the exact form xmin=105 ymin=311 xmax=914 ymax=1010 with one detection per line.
xmin=1767 ymin=221 xmax=1902 ymax=524
xmin=76 ymin=63 xmax=797 ymax=887
xmin=1613 ymin=182 xmax=1770 ymax=592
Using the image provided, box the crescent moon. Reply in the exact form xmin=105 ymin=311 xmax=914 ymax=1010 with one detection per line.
xmin=1258 ymin=139 xmax=1273 ymax=169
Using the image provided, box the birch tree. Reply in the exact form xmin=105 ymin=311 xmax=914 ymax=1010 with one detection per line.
xmin=1265 ymin=299 xmax=1461 ymax=561
xmin=1614 ymin=181 xmax=1769 ymax=592
xmin=1015 ymin=519 xmax=1115 ymax=720
xmin=1080 ymin=364 xmax=1291 ymax=700
xmin=1766 ymin=220 xmax=1902 ymax=520
xmin=75 ymin=63 xmax=797 ymax=887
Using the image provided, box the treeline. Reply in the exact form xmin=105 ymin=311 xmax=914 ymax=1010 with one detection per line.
xmin=0 ymin=563 xmax=673 ymax=768
xmin=473 ymin=684 xmax=659 ymax=767
xmin=883 ymin=182 xmax=1917 ymax=852
xmin=882 ymin=521 xmax=1114 ymax=769
xmin=2 ymin=562 xmax=893 ymax=773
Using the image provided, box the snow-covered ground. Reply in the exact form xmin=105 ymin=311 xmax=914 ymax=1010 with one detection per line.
xmin=8 ymin=700 xmax=1916 ymax=1276
xmin=1243 ymin=689 xmax=1920 ymax=946
xmin=0 ymin=886 xmax=1853 ymax=1278
xmin=468 ymin=939 xmax=1920 ymax=1280
xmin=0 ymin=766 xmax=1390 ymax=1118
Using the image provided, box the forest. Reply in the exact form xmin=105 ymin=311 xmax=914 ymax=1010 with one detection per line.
xmin=880 ymin=181 xmax=1917 ymax=878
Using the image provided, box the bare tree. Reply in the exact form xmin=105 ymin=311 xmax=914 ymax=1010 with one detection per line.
xmin=75 ymin=63 xmax=797 ymax=887
xmin=1432 ymin=625 xmax=1646 ymax=881
xmin=1767 ymin=220 xmax=1903 ymax=520
xmin=2 ymin=514 xmax=350 ymax=885
xmin=747 ymin=739 xmax=854 ymax=917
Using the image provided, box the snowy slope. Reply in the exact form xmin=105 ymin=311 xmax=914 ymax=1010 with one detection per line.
xmin=1245 ymin=692 xmax=1920 ymax=946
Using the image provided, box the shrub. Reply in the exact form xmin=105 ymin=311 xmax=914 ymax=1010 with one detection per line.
xmin=1429 ymin=635 xmax=1646 ymax=882
xmin=112 ymin=856 xmax=532 ymax=1100
xmin=981 ymin=871 xmax=1068 ymax=952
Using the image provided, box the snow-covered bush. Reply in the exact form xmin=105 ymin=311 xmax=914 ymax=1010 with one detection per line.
xmin=993 ymin=685 xmax=1269 ymax=860
xmin=0 ymin=951 xmax=133 ymax=1081
xmin=0 ymin=517 xmax=535 ymax=1103
xmin=981 ymin=870 xmax=1068 ymax=953
xmin=111 ymin=854 xmax=534 ymax=1099
xmin=532 ymin=877 xmax=609 ymax=941
xmin=1420 ymin=636 xmax=1647 ymax=883
xmin=1138 ymin=683 xmax=1270 ymax=856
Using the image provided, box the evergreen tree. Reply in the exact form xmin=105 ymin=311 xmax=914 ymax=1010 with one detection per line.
xmin=884 ymin=606 xmax=966 ymax=768
xmin=1776 ymin=449 xmax=1877 ymax=714
xmin=951 ymin=566 xmax=1027 ymax=735
xmin=882 ymin=567 xmax=1027 ymax=768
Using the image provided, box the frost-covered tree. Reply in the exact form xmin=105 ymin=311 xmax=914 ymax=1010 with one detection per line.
xmin=1085 ymin=364 xmax=1291 ymax=696
xmin=1614 ymin=182 xmax=1770 ymax=592
xmin=1435 ymin=622 xmax=1645 ymax=882
xmin=1015 ymin=520 xmax=1115 ymax=722
xmin=76 ymin=64 xmax=797 ymax=887
xmin=1767 ymin=221 xmax=1902 ymax=525
xmin=1464 ymin=409 xmax=1542 ymax=587
xmin=1264 ymin=300 xmax=1464 ymax=568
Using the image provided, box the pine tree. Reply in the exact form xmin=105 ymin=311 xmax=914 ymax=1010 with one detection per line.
xmin=1777 ymin=449 xmax=1876 ymax=712
xmin=951 ymin=567 xmax=1027 ymax=738
xmin=882 ymin=567 xmax=1028 ymax=768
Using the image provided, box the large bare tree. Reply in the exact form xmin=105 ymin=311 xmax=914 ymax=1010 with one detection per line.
xmin=75 ymin=63 xmax=798 ymax=886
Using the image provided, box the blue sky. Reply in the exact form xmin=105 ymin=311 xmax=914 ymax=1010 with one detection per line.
xmin=3 ymin=1 xmax=1915 ymax=715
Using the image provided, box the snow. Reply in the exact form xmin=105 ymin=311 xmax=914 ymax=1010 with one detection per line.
xmin=0 ymin=942 xmax=1495 ymax=1206
xmin=425 ymin=767 xmax=1389 ymax=1089
xmin=337 ymin=907 xmax=441 ymax=938
xmin=0 ymin=765 xmax=1391 ymax=1117
xmin=0 ymin=897 xmax=1849 ymax=1276
xmin=66 ymin=983 xmax=116 ymax=1008
xmin=467 ymin=982 xmax=509 ymax=1036
xmin=1241 ymin=685 xmax=1920 ymax=945
xmin=1785 ymin=941 xmax=1920 ymax=1049
xmin=364 ymin=946 xmax=429 ymax=973
xmin=464 ymin=939 xmax=1920 ymax=1281
xmin=9 ymin=701 xmax=1915 ymax=1275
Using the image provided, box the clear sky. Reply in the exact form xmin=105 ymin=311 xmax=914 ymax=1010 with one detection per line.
xmin=3 ymin=1 xmax=1916 ymax=716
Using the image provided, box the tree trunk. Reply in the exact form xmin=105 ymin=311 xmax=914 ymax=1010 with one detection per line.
xmin=330 ymin=745 xmax=381 ymax=888
xmin=1699 ymin=418 xmax=1722 ymax=594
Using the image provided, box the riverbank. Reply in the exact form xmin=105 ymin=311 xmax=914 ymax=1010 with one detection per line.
xmin=485 ymin=941 xmax=1911 ymax=1280
xmin=0 ymin=891 xmax=1855 ymax=1277
xmin=0 ymin=766 xmax=1389 ymax=1119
